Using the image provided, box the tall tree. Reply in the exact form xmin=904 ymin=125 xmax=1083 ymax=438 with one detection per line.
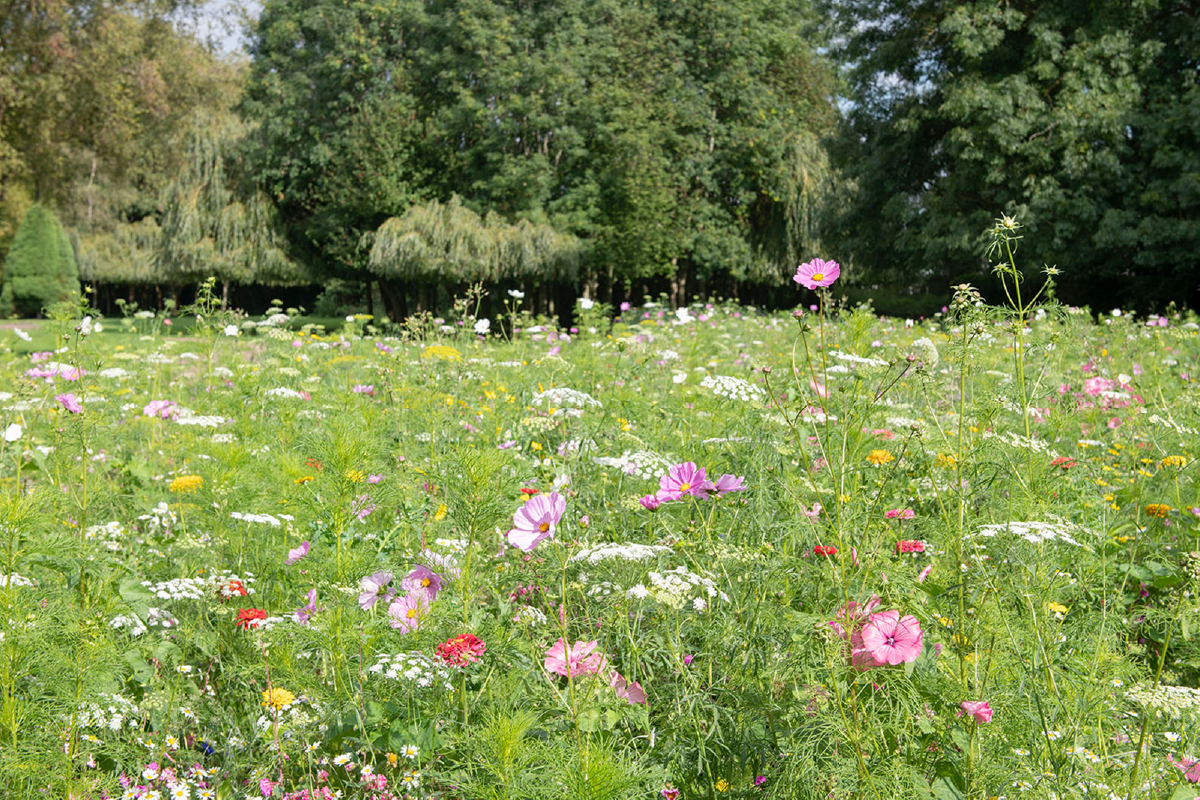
xmin=830 ymin=0 xmax=1200 ymax=310
xmin=1 ymin=203 xmax=79 ymax=316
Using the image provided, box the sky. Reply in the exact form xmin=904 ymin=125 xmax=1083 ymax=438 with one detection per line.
xmin=191 ymin=0 xmax=260 ymax=56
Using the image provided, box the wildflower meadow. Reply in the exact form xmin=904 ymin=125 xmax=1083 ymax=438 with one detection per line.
xmin=3 ymin=226 xmax=1200 ymax=800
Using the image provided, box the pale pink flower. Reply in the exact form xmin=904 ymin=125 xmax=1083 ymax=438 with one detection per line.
xmin=639 ymin=494 xmax=662 ymax=511
xmin=711 ymin=474 xmax=746 ymax=495
xmin=859 ymin=610 xmax=924 ymax=666
xmin=610 ymin=671 xmax=647 ymax=704
xmin=387 ymin=591 xmax=428 ymax=633
xmin=358 ymin=570 xmax=394 ymax=610
xmin=959 ymin=700 xmax=993 ymax=723
xmin=917 ymin=563 xmax=933 ymax=583
xmin=803 ymin=502 xmax=823 ymax=519
xmin=1171 ymin=754 xmax=1200 ymax=784
xmin=543 ymin=638 xmax=607 ymax=677
xmin=793 ymin=258 xmax=841 ymax=290
xmin=285 ymin=541 xmax=310 ymax=565
xmin=56 ymin=393 xmax=83 ymax=414
xmin=400 ymin=565 xmax=443 ymax=601
xmin=656 ymin=462 xmax=711 ymax=502
xmin=143 ymin=400 xmax=178 ymax=419
xmin=508 ymin=491 xmax=566 ymax=551
xmin=809 ymin=379 xmax=828 ymax=399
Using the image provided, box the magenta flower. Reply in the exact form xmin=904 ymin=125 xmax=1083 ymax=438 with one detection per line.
xmin=56 ymin=393 xmax=83 ymax=414
xmin=609 ymin=671 xmax=647 ymax=704
xmin=885 ymin=508 xmax=915 ymax=520
xmin=358 ymin=570 xmax=394 ymax=610
xmin=859 ymin=610 xmax=924 ymax=666
xmin=352 ymin=384 xmax=375 ymax=395
xmin=656 ymin=462 xmax=711 ymax=502
xmin=400 ymin=565 xmax=443 ymax=601
xmin=1171 ymin=755 xmax=1200 ymax=784
xmin=507 ymin=491 xmax=566 ymax=551
xmin=959 ymin=700 xmax=993 ymax=723
xmin=285 ymin=540 xmax=310 ymax=565
xmin=387 ymin=591 xmax=428 ymax=632
xmin=293 ymin=588 xmax=321 ymax=624
xmin=712 ymin=474 xmax=746 ymax=496
xmin=793 ymin=258 xmax=841 ymax=290
xmin=543 ymin=638 xmax=608 ymax=677
xmin=351 ymin=493 xmax=377 ymax=521
xmin=639 ymin=494 xmax=662 ymax=511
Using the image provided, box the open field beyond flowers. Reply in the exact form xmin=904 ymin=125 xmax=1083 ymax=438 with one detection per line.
xmin=2 ymin=282 xmax=1200 ymax=800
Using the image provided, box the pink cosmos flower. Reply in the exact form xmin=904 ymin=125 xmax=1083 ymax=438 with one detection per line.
xmin=917 ymin=563 xmax=933 ymax=583
xmin=508 ymin=491 xmax=566 ymax=551
xmin=803 ymin=502 xmax=823 ymax=519
xmin=293 ymin=588 xmax=321 ymax=624
xmin=1171 ymin=755 xmax=1200 ymax=784
xmin=959 ymin=700 xmax=993 ymax=723
xmin=809 ymin=379 xmax=828 ymax=399
xmin=285 ymin=541 xmax=310 ymax=565
xmin=711 ymin=474 xmax=746 ymax=496
xmin=543 ymin=638 xmax=608 ymax=677
xmin=352 ymin=384 xmax=374 ymax=395
xmin=358 ymin=570 xmax=395 ymax=610
xmin=859 ymin=610 xmax=924 ymax=666
xmin=143 ymin=400 xmax=178 ymax=419
xmin=656 ymin=462 xmax=711 ymax=502
xmin=56 ymin=393 xmax=83 ymax=414
xmin=793 ymin=258 xmax=841 ymax=290
xmin=610 ymin=671 xmax=647 ymax=704
xmin=387 ymin=591 xmax=428 ymax=633
xmin=400 ymin=565 xmax=443 ymax=601
xmin=639 ymin=494 xmax=662 ymax=511
xmin=829 ymin=596 xmax=882 ymax=640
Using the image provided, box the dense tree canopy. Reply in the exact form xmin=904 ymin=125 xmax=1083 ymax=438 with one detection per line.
xmin=241 ymin=0 xmax=838 ymax=307
xmin=829 ymin=0 xmax=1200 ymax=311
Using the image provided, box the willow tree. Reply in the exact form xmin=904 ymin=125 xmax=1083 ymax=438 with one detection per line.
xmin=366 ymin=197 xmax=581 ymax=317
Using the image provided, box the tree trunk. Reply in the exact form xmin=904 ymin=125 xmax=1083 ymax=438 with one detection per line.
xmin=221 ymin=281 xmax=229 ymax=310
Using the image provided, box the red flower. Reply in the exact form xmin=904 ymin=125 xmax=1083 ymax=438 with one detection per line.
xmin=220 ymin=579 xmax=248 ymax=599
xmin=236 ymin=608 xmax=268 ymax=629
xmin=436 ymin=634 xmax=487 ymax=667
xmin=305 ymin=458 xmax=324 ymax=472
xmin=813 ymin=545 xmax=838 ymax=557
xmin=519 ymin=487 xmax=539 ymax=496
xmin=895 ymin=540 xmax=926 ymax=555
xmin=1050 ymin=456 xmax=1077 ymax=470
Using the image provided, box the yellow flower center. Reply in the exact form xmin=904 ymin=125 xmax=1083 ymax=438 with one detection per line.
xmin=539 ymin=522 xmax=550 ymax=532
xmin=678 ymin=483 xmax=691 ymax=492
xmin=406 ymin=609 xmax=417 ymax=619
xmin=811 ymin=272 xmax=824 ymax=282
xmin=421 ymin=578 xmax=430 ymax=587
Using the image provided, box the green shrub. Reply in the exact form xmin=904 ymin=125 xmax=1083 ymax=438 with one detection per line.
xmin=0 ymin=203 xmax=80 ymax=317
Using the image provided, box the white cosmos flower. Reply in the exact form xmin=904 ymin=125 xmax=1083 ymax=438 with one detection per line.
xmin=474 ymin=318 xmax=490 ymax=335
xmin=508 ymin=289 xmax=525 ymax=299
xmin=3 ymin=423 xmax=20 ymax=442
xmin=223 ymin=324 xmax=239 ymax=337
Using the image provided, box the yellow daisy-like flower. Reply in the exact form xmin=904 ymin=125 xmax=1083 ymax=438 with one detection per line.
xmin=715 ymin=778 xmax=730 ymax=792
xmin=262 ymin=687 xmax=296 ymax=710
xmin=1145 ymin=503 xmax=1171 ymax=518
xmin=1160 ymin=455 xmax=1188 ymax=469
xmin=386 ymin=752 xmax=398 ymax=768
xmin=433 ymin=504 xmax=448 ymax=521
xmin=1046 ymin=602 xmax=1069 ymax=616
xmin=421 ymin=345 xmax=462 ymax=362
xmin=866 ymin=449 xmax=894 ymax=466
xmin=934 ymin=453 xmax=958 ymax=469
xmin=169 ymin=475 xmax=204 ymax=494
xmin=294 ymin=475 xmax=314 ymax=484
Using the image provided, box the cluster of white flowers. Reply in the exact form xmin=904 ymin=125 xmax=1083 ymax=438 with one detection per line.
xmin=585 ymin=580 xmax=623 ymax=598
xmin=73 ymin=694 xmax=144 ymax=733
xmin=969 ymin=520 xmax=1089 ymax=549
xmin=98 ymin=367 xmax=130 ymax=379
xmin=1148 ymin=414 xmax=1200 ymax=437
xmin=570 ymin=542 xmax=672 ymax=564
xmin=1126 ymin=683 xmax=1200 ymax=720
xmin=981 ymin=430 xmax=1062 ymax=459
xmin=593 ymin=450 xmax=675 ymax=481
xmin=110 ymin=607 xmax=176 ymax=637
xmin=699 ymin=374 xmax=765 ymax=403
xmin=512 ymin=605 xmax=547 ymax=625
xmin=368 ymin=652 xmax=453 ymax=691
xmin=531 ymin=388 xmax=602 ymax=409
xmin=627 ymin=566 xmax=728 ymax=610
xmin=832 ymin=351 xmax=889 ymax=368
xmin=910 ymin=337 xmax=939 ymax=368
xmin=142 ymin=571 xmax=257 ymax=602
xmin=231 ymin=511 xmax=291 ymax=527
xmin=137 ymin=502 xmax=177 ymax=535
xmin=265 ymin=387 xmax=306 ymax=399
xmin=0 ymin=573 xmax=35 ymax=588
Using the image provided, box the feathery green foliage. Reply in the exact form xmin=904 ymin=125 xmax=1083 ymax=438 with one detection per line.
xmin=0 ymin=204 xmax=80 ymax=317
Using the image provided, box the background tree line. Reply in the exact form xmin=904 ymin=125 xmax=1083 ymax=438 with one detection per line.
xmin=0 ymin=0 xmax=1196 ymax=319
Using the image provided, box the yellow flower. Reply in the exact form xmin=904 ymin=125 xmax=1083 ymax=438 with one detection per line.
xmin=1145 ymin=503 xmax=1171 ymax=518
xmin=421 ymin=345 xmax=462 ymax=362
xmin=169 ymin=475 xmax=204 ymax=494
xmin=262 ymin=687 xmax=296 ymax=710
xmin=386 ymin=752 xmax=398 ymax=768
xmin=530 ymin=441 xmax=542 ymax=451
xmin=617 ymin=417 xmax=632 ymax=432
xmin=1160 ymin=455 xmax=1188 ymax=469
xmin=934 ymin=453 xmax=957 ymax=469
xmin=715 ymin=778 xmax=730 ymax=792
xmin=433 ymin=504 xmax=448 ymax=521
xmin=295 ymin=475 xmax=314 ymax=484
xmin=867 ymin=449 xmax=894 ymax=466
xmin=345 ymin=469 xmax=365 ymax=483
xmin=1047 ymin=602 xmax=1069 ymax=616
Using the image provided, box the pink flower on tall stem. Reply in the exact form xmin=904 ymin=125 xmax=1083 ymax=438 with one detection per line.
xmin=656 ymin=462 xmax=711 ymax=502
xmin=859 ymin=610 xmax=924 ymax=666
xmin=507 ymin=491 xmax=566 ymax=551
xmin=56 ymin=393 xmax=83 ymax=414
xmin=1171 ymin=755 xmax=1200 ymax=784
xmin=639 ymin=494 xmax=662 ymax=511
xmin=285 ymin=541 xmax=310 ymax=565
xmin=793 ymin=258 xmax=841 ymax=290
xmin=400 ymin=565 xmax=443 ymax=601
xmin=711 ymin=474 xmax=746 ymax=496
xmin=959 ymin=700 xmax=993 ymax=723
xmin=387 ymin=591 xmax=428 ymax=633
xmin=358 ymin=570 xmax=394 ymax=610
xmin=543 ymin=638 xmax=608 ymax=677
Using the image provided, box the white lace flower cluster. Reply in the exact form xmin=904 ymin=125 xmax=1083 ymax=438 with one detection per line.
xmin=969 ymin=521 xmax=1089 ymax=549
xmin=699 ymin=374 xmax=765 ymax=403
xmin=0 ymin=573 xmax=35 ymax=588
xmin=136 ymin=502 xmax=177 ymax=535
xmin=570 ymin=543 xmax=672 ymax=564
xmin=833 ymin=351 xmax=889 ymax=368
xmin=73 ymin=694 xmax=144 ymax=733
xmin=1126 ymin=683 xmax=1200 ymax=720
xmin=368 ymin=652 xmax=453 ymax=692
xmin=626 ymin=566 xmax=729 ymax=611
xmin=531 ymin=388 xmax=602 ymax=409
xmin=142 ymin=571 xmax=257 ymax=602
xmin=593 ymin=450 xmax=675 ymax=481
xmin=110 ymin=607 xmax=176 ymax=637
